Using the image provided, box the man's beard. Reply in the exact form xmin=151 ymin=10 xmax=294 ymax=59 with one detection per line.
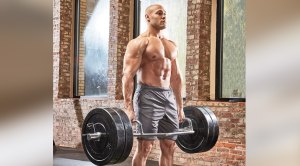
xmin=160 ymin=24 xmax=166 ymax=30
xmin=152 ymin=22 xmax=166 ymax=30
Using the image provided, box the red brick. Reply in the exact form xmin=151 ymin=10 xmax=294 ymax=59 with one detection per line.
xmin=235 ymin=155 xmax=246 ymax=160
xmin=223 ymin=143 xmax=236 ymax=149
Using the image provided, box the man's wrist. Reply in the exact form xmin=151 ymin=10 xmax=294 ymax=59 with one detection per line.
xmin=124 ymin=104 xmax=133 ymax=111
xmin=125 ymin=107 xmax=133 ymax=110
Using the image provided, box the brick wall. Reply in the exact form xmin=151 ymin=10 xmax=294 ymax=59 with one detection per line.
xmin=53 ymin=0 xmax=245 ymax=165
xmin=186 ymin=0 xmax=211 ymax=101
xmin=53 ymin=0 xmax=60 ymax=98
xmin=115 ymin=0 xmax=131 ymax=100
xmin=57 ymin=0 xmax=73 ymax=98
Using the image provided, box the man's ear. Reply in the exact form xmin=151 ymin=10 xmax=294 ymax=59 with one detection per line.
xmin=145 ymin=14 xmax=150 ymax=22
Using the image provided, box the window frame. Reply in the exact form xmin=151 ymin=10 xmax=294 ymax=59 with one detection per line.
xmin=73 ymin=0 xmax=110 ymax=98
xmin=216 ymin=0 xmax=246 ymax=102
xmin=73 ymin=0 xmax=80 ymax=97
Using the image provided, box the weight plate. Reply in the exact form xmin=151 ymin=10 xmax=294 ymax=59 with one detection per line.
xmin=202 ymin=107 xmax=219 ymax=151
xmin=104 ymin=108 xmax=127 ymax=164
xmin=194 ymin=106 xmax=218 ymax=151
xmin=82 ymin=108 xmax=125 ymax=165
xmin=112 ymin=108 xmax=133 ymax=163
xmin=190 ymin=106 xmax=215 ymax=152
xmin=176 ymin=106 xmax=217 ymax=153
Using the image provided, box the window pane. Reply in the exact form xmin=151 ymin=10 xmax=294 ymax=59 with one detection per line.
xmin=222 ymin=0 xmax=245 ymax=98
xmin=139 ymin=0 xmax=188 ymax=97
xmin=77 ymin=0 xmax=109 ymax=96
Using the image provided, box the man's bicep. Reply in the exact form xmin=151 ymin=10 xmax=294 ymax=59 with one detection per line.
xmin=123 ymin=43 xmax=143 ymax=76
xmin=123 ymin=55 xmax=140 ymax=77
xmin=123 ymin=38 xmax=148 ymax=73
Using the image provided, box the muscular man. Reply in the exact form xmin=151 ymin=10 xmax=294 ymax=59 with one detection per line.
xmin=122 ymin=4 xmax=185 ymax=166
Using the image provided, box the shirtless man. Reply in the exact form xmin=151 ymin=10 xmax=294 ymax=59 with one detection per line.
xmin=122 ymin=4 xmax=185 ymax=166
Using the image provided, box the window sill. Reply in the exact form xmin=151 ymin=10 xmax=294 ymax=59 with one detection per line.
xmin=76 ymin=95 xmax=109 ymax=100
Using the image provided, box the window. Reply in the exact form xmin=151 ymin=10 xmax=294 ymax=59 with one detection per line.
xmin=74 ymin=0 xmax=110 ymax=97
xmin=135 ymin=0 xmax=188 ymax=97
xmin=216 ymin=0 xmax=245 ymax=101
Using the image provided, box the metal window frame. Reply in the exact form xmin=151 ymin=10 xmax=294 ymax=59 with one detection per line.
xmin=73 ymin=0 xmax=80 ymax=97
xmin=215 ymin=0 xmax=245 ymax=102
xmin=74 ymin=0 xmax=138 ymax=97
xmin=73 ymin=0 xmax=111 ymax=97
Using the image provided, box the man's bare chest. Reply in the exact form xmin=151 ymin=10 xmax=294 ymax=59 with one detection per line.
xmin=144 ymin=38 xmax=177 ymax=61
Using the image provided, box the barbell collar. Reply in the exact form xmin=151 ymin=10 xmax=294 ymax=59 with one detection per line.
xmin=82 ymin=132 xmax=107 ymax=141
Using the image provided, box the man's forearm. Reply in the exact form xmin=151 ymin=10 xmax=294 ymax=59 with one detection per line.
xmin=171 ymin=77 xmax=183 ymax=112
xmin=122 ymin=74 xmax=134 ymax=111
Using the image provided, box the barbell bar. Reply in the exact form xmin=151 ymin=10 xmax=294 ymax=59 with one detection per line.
xmin=84 ymin=118 xmax=195 ymax=140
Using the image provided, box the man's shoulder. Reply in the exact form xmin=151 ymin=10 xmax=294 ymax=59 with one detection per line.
xmin=128 ymin=36 xmax=149 ymax=47
xmin=163 ymin=37 xmax=177 ymax=47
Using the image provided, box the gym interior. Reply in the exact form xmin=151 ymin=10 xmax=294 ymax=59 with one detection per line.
xmin=53 ymin=0 xmax=246 ymax=165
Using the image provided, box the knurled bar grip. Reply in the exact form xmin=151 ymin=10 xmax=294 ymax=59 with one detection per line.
xmin=133 ymin=130 xmax=195 ymax=137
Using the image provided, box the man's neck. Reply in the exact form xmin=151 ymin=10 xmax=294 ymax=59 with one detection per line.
xmin=146 ymin=28 xmax=163 ymax=38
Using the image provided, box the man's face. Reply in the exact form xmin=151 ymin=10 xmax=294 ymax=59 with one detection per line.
xmin=146 ymin=6 xmax=166 ymax=30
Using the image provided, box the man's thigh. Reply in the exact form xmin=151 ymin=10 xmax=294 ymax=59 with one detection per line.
xmin=134 ymin=89 xmax=166 ymax=139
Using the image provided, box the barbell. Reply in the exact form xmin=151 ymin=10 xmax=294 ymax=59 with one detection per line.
xmin=81 ymin=106 xmax=219 ymax=165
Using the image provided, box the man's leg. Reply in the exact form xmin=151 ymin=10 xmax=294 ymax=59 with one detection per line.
xmin=159 ymin=139 xmax=176 ymax=166
xmin=132 ymin=139 xmax=154 ymax=166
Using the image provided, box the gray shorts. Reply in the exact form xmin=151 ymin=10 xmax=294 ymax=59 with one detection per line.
xmin=133 ymin=84 xmax=179 ymax=140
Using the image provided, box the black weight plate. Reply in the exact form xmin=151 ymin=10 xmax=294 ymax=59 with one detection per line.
xmin=189 ymin=106 xmax=215 ymax=152
xmin=176 ymin=106 xmax=214 ymax=153
xmin=104 ymin=108 xmax=127 ymax=164
xmin=202 ymin=107 xmax=219 ymax=151
xmin=82 ymin=108 xmax=125 ymax=165
xmin=112 ymin=108 xmax=133 ymax=163
xmin=193 ymin=107 xmax=215 ymax=151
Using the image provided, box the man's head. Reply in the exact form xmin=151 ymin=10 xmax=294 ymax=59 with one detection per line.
xmin=145 ymin=4 xmax=166 ymax=30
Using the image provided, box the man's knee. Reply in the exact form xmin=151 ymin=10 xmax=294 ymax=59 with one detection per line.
xmin=160 ymin=140 xmax=176 ymax=153
xmin=138 ymin=140 xmax=154 ymax=157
